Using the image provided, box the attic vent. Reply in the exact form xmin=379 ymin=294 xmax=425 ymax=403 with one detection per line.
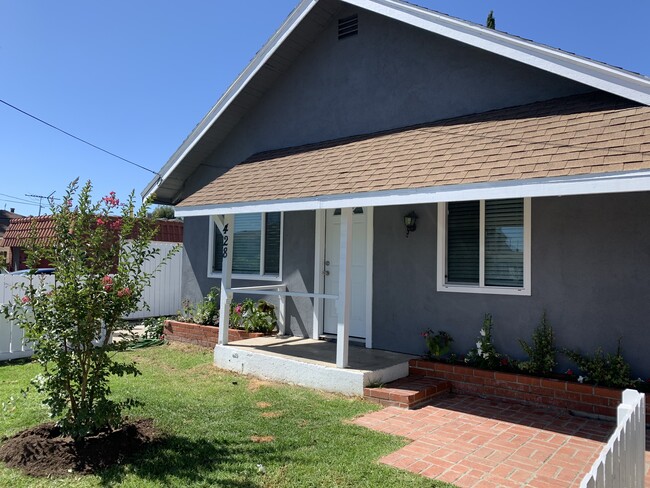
xmin=338 ymin=15 xmax=358 ymax=40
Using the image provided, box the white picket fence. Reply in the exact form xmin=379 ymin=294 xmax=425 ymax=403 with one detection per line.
xmin=581 ymin=389 xmax=646 ymax=488
xmin=0 ymin=242 xmax=182 ymax=361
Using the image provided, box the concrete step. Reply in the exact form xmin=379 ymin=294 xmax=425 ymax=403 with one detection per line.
xmin=363 ymin=376 xmax=451 ymax=409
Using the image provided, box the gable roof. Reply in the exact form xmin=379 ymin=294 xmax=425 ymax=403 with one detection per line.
xmin=144 ymin=0 xmax=650 ymax=206
xmin=175 ymin=92 xmax=650 ymax=216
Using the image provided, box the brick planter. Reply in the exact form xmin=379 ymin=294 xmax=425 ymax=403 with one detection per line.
xmin=163 ymin=320 xmax=269 ymax=348
xmin=410 ymin=358 xmax=650 ymax=424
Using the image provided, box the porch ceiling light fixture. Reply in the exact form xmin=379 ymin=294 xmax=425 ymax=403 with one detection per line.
xmin=404 ymin=211 xmax=418 ymax=237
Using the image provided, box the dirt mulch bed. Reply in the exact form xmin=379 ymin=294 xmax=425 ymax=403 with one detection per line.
xmin=0 ymin=418 xmax=159 ymax=477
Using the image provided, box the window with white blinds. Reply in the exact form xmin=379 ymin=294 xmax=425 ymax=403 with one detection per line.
xmin=211 ymin=212 xmax=282 ymax=278
xmin=438 ymin=199 xmax=530 ymax=295
xmin=447 ymin=201 xmax=480 ymax=284
xmin=485 ymin=199 xmax=524 ymax=287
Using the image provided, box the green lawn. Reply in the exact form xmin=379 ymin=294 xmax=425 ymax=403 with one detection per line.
xmin=0 ymin=343 xmax=453 ymax=487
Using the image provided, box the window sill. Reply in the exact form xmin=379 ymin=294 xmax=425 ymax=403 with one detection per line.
xmin=208 ymin=272 xmax=282 ymax=282
xmin=437 ymin=284 xmax=531 ymax=296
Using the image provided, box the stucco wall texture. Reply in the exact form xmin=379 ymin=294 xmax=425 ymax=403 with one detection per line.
xmin=373 ymin=193 xmax=650 ymax=377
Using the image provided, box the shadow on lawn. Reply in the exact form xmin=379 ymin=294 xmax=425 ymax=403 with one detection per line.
xmin=98 ymin=434 xmax=279 ymax=487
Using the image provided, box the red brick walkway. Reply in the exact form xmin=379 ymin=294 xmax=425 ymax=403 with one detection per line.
xmin=354 ymin=394 xmax=650 ymax=487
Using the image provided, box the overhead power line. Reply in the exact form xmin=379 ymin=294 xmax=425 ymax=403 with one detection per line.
xmin=0 ymin=98 xmax=161 ymax=177
xmin=0 ymin=192 xmax=39 ymax=205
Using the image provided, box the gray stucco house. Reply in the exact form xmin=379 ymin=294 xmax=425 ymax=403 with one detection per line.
xmin=144 ymin=0 xmax=650 ymax=382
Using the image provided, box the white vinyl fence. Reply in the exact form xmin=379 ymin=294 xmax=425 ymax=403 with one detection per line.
xmin=0 ymin=243 xmax=182 ymax=361
xmin=581 ymin=389 xmax=646 ymax=488
xmin=125 ymin=242 xmax=183 ymax=320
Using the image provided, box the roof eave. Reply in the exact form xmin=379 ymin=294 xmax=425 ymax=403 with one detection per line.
xmin=174 ymin=169 xmax=650 ymax=216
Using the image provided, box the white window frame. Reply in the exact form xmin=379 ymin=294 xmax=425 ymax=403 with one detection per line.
xmin=437 ymin=198 xmax=531 ymax=296
xmin=207 ymin=212 xmax=284 ymax=282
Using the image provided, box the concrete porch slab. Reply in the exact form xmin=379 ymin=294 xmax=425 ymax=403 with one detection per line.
xmin=214 ymin=336 xmax=416 ymax=395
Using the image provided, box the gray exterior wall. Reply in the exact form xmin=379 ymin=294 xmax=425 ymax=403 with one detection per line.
xmin=181 ymin=212 xmax=315 ymax=337
xmin=373 ymin=192 xmax=650 ymax=376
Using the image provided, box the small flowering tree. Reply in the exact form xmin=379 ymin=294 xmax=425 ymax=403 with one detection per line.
xmin=1 ymin=179 xmax=176 ymax=440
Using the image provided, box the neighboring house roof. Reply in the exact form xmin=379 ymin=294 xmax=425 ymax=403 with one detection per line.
xmin=0 ymin=209 xmax=24 ymax=239
xmin=176 ymin=92 xmax=650 ymax=214
xmin=1 ymin=216 xmax=183 ymax=248
xmin=143 ymin=0 xmax=650 ymax=205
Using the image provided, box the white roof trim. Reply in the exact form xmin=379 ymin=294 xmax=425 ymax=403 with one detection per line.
xmin=174 ymin=170 xmax=650 ymax=216
xmin=148 ymin=0 xmax=650 ymax=201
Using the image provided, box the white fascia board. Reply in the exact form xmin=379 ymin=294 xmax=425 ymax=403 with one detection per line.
xmin=346 ymin=0 xmax=650 ymax=105
xmin=142 ymin=0 xmax=319 ymax=201
xmin=174 ymin=170 xmax=650 ymax=216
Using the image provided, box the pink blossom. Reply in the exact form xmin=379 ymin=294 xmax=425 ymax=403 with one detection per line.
xmin=117 ymin=287 xmax=131 ymax=297
xmin=234 ymin=305 xmax=243 ymax=315
xmin=102 ymin=275 xmax=113 ymax=292
xmin=102 ymin=192 xmax=120 ymax=207
xmin=66 ymin=199 xmax=73 ymax=207
xmin=96 ymin=217 xmax=105 ymax=226
xmin=21 ymin=295 xmax=30 ymax=304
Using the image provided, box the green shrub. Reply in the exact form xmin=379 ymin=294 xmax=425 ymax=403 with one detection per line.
xmin=142 ymin=317 xmax=166 ymax=339
xmin=518 ymin=312 xmax=557 ymax=375
xmin=422 ymin=329 xmax=454 ymax=359
xmin=193 ymin=287 xmax=220 ymax=325
xmin=564 ymin=339 xmax=633 ymax=388
xmin=230 ymin=298 xmax=277 ymax=334
xmin=465 ymin=314 xmax=504 ymax=369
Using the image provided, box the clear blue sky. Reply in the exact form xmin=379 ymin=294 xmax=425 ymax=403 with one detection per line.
xmin=1 ymin=0 xmax=648 ymax=216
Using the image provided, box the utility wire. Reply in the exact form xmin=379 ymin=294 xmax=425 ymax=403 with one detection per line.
xmin=0 ymin=98 xmax=162 ymax=178
xmin=0 ymin=193 xmax=39 ymax=205
xmin=0 ymin=198 xmax=40 ymax=208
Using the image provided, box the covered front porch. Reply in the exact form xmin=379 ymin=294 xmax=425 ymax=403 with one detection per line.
xmin=213 ymin=335 xmax=415 ymax=395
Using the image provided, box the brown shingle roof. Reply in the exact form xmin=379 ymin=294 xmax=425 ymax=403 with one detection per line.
xmin=179 ymin=92 xmax=650 ymax=208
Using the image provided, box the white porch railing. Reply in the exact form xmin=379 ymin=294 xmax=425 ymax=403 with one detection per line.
xmin=580 ymin=389 xmax=646 ymax=488
xmin=227 ymin=284 xmax=338 ymax=337
xmin=0 ymin=243 xmax=183 ymax=361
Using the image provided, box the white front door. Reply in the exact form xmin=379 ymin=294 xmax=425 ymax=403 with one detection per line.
xmin=323 ymin=208 xmax=367 ymax=338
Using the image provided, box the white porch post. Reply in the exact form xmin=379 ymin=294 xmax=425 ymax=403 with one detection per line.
xmin=218 ymin=214 xmax=234 ymax=345
xmin=336 ymin=207 xmax=352 ymax=368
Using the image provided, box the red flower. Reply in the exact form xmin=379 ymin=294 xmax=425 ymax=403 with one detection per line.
xmin=234 ymin=305 xmax=243 ymax=315
xmin=102 ymin=275 xmax=113 ymax=291
xmin=21 ymin=295 xmax=30 ymax=304
xmin=566 ymin=369 xmax=574 ymax=376
xmin=96 ymin=217 xmax=105 ymax=226
xmin=102 ymin=192 xmax=120 ymax=207
xmin=117 ymin=287 xmax=131 ymax=297
xmin=500 ymin=357 xmax=509 ymax=366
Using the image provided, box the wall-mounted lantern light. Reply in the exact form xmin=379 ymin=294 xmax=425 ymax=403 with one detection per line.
xmin=404 ymin=211 xmax=418 ymax=238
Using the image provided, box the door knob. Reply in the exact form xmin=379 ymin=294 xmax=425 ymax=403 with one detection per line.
xmin=323 ymin=270 xmax=330 ymax=276
xmin=324 ymin=260 xmax=330 ymax=266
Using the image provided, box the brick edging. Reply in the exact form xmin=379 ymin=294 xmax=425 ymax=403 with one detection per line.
xmin=410 ymin=359 xmax=650 ymax=423
xmin=163 ymin=319 xmax=267 ymax=348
